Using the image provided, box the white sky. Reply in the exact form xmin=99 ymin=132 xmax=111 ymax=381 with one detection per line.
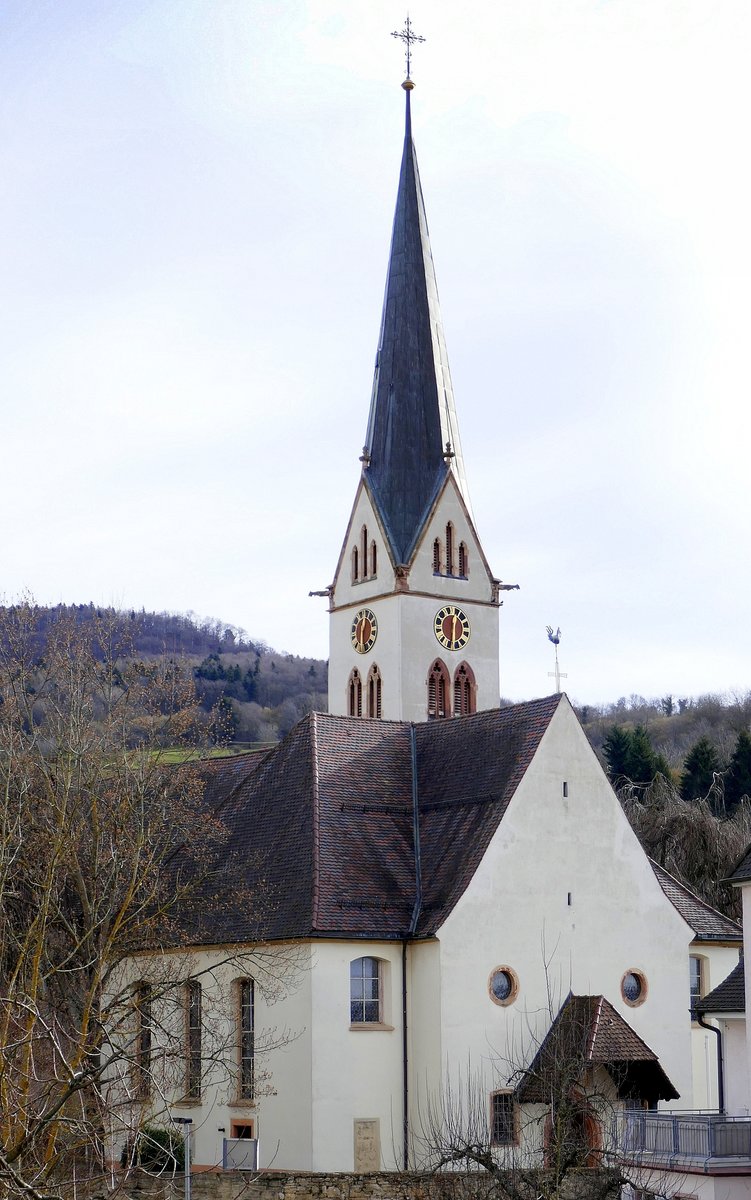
xmin=2 ymin=0 xmax=750 ymax=706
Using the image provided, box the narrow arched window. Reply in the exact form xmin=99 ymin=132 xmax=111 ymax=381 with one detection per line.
xmin=352 ymin=545 xmax=359 ymax=582
xmin=371 ymin=540 xmax=377 ymax=578
xmin=186 ymin=980 xmax=202 ymax=1099
xmin=446 ymin=523 xmax=454 ymax=575
xmin=362 ymin=526 xmax=369 ymax=578
xmin=453 ymin=662 xmax=477 ymax=716
xmin=428 ymin=660 xmax=450 ymax=720
xmin=348 ymin=668 xmax=362 ymax=717
xmin=458 ymin=541 xmax=468 ymax=578
xmin=350 ymin=957 xmax=381 ymax=1024
xmin=367 ymin=665 xmax=382 ymax=718
xmin=433 ymin=538 xmax=441 ymax=575
xmin=237 ymin=978 xmax=254 ymax=1100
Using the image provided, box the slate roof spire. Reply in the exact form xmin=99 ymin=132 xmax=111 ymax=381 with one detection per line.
xmin=364 ymin=82 xmax=472 ymax=565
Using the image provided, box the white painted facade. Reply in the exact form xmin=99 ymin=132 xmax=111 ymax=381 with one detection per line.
xmin=329 ymin=475 xmax=500 ymax=722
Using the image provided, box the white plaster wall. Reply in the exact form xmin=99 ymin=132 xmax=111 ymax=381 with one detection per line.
xmin=690 ymin=945 xmax=741 ymax=1110
xmin=309 ymin=941 xmax=405 ymax=1171
xmin=415 ymin=698 xmax=694 ymax=1129
xmin=720 ymin=1018 xmax=749 ymax=1116
xmin=744 ymin=884 xmax=751 ymax=1113
xmin=406 ymin=940 xmax=442 ymax=1141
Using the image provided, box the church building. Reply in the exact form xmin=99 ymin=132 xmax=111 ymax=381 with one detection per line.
xmin=123 ymin=75 xmax=742 ymax=1191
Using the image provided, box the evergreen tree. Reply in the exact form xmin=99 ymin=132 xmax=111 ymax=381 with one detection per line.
xmin=603 ymin=726 xmax=631 ymax=784
xmin=725 ymin=730 xmax=751 ymax=813
xmin=680 ymin=736 xmax=721 ymax=803
xmin=624 ymin=724 xmax=661 ymax=785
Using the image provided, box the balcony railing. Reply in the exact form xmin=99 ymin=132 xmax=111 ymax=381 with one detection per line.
xmin=616 ymin=1111 xmax=751 ymax=1168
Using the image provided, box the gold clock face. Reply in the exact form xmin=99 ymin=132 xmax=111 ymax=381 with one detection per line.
xmin=351 ymin=608 xmax=378 ymax=654
xmin=434 ymin=605 xmax=471 ymax=651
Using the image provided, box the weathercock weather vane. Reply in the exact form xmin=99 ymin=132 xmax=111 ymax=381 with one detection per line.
xmin=546 ymin=626 xmax=568 ymax=694
xmin=391 ymin=16 xmax=425 ymax=82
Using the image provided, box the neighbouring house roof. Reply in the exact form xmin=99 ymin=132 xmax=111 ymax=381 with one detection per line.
xmin=728 ymin=843 xmax=751 ymax=885
xmin=650 ymin=861 xmax=742 ymax=943
xmin=696 ymin=960 xmax=745 ymax=1015
xmin=363 ymin=86 xmax=472 ymax=565
xmin=181 ymin=694 xmax=563 ymax=944
xmin=516 ymin=994 xmax=680 ymax=1104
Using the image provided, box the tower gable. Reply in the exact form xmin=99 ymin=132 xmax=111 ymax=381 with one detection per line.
xmin=408 ymin=472 xmax=496 ymax=604
xmin=330 ymin=478 xmax=395 ymax=611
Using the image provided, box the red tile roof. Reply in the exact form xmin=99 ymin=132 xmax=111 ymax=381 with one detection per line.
xmin=650 ymin=861 xmax=741 ymax=943
xmin=517 ymin=995 xmax=679 ymax=1103
xmin=696 ymin=960 xmax=745 ymax=1015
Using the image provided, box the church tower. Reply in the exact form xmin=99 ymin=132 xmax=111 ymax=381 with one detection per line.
xmin=327 ymin=81 xmax=509 ymax=723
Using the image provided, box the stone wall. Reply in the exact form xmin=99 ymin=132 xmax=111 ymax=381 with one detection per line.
xmin=88 ymin=1168 xmax=621 ymax=1200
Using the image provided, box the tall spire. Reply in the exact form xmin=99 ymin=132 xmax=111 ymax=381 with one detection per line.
xmin=364 ymin=84 xmax=472 ymax=566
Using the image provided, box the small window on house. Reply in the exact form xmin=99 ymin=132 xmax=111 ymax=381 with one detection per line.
xmin=371 ymin=541 xmax=377 ymax=578
xmin=362 ymin=526 xmax=369 ymax=578
xmin=367 ymin=665 xmax=382 ymax=719
xmin=690 ymin=956 xmax=705 ymax=1014
xmin=488 ymin=966 xmax=519 ymax=1007
xmin=428 ymin=660 xmax=450 ymax=720
xmin=133 ymin=982 xmax=152 ymax=1097
xmin=238 ymin=978 xmax=254 ymax=1100
xmin=621 ymin=970 xmax=647 ymax=1007
xmin=433 ymin=538 xmax=441 ymax=574
xmin=458 ymin=541 xmax=468 ymax=578
xmin=491 ymin=1092 xmax=517 ymax=1146
xmin=445 ymin=523 xmax=454 ymax=575
xmin=348 ymin=668 xmax=363 ymax=717
xmin=231 ymin=1121 xmax=255 ymax=1140
xmin=186 ymin=980 xmax=202 ymax=1100
xmin=453 ymin=662 xmax=476 ymax=716
xmin=350 ymin=957 xmax=381 ymax=1024
xmin=352 ymin=545 xmax=359 ymax=582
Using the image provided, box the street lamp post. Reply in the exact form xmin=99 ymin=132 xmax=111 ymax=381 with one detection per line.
xmin=172 ymin=1116 xmax=193 ymax=1200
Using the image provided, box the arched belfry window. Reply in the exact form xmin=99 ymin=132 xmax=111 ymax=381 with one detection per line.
xmin=348 ymin=668 xmax=362 ymax=718
xmin=458 ymin=541 xmax=468 ymax=578
xmin=446 ymin=523 xmax=454 ymax=575
xmin=428 ymin=660 xmax=451 ymax=720
xmin=367 ymin=665 xmax=382 ymax=719
xmin=361 ymin=526 xmax=369 ymax=579
xmin=371 ymin=540 xmax=377 ymax=578
xmin=453 ymin=662 xmax=476 ymax=716
xmin=433 ymin=538 xmax=441 ymax=575
xmin=352 ymin=545 xmax=359 ymax=582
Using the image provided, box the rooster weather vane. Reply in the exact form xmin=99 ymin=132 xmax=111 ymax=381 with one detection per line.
xmin=546 ymin=626 xmax=567 ymax=694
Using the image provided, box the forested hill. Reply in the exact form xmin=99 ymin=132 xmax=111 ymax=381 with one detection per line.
xmin=8 ymin=604 xmax=328 ymax=744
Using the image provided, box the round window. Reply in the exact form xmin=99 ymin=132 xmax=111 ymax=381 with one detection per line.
xmin=621 ymin=970 xmax=647 ymax=1006
xmin=489 ymin=966 xmax=518 ymax=1007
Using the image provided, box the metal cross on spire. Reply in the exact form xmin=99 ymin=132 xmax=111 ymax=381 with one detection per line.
xmin=391 ymin=15 xmax=425 ymax=80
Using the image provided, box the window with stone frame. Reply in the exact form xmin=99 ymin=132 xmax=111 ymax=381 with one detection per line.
xmin=428 ymin=660 xmax=450 ymax=719
xmin=491 ymin=1091 xmax=517 ymax=1146
xmin=350 ymin=957 xmax=381 ymax=1024
xmin=453 ymin=662 xmax=476 ymax=716
xmin=348 ymin=668 xmax=363 ymax=717
xmin=238 ymin=978 xmax=254 ymax=1101
xmin=367 ymin=665 xmax=382 ymax=719
xmin=185 ymin=979 xmax=202 ymax=1100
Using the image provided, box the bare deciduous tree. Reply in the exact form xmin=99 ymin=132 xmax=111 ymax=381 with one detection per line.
xmin=0 ymin=603 xmax=295 ymax=1199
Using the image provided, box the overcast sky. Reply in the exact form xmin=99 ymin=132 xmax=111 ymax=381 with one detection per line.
xmin=2 ymin=1 xmax=750 ymax=706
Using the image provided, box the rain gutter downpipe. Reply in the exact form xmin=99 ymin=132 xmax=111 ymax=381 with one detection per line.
xmin=696 ymin=1010 xmax=725 ymax=1114
xmin=403 ymin=724 xmax=423 ymax=1170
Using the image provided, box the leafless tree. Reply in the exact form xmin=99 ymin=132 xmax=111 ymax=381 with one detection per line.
xmin=0 ymin=603 xmax=297 ymax=1199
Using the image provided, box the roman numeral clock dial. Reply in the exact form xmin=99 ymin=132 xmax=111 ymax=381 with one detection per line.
xmin=434 ymin=605 xmax=471 ymax=651
xmin=351 ymin=608 xmax=378 ymax=654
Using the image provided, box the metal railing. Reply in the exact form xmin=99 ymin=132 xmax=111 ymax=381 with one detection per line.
xmin=616 ymin=1112 xmax=751 ymax=1163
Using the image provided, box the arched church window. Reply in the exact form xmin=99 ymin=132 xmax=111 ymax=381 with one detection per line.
xmin=445 ymin=523 xmax=454 ymax=575
xmin=367 ymin=665 xmax=382 ymax=719
xmin=348 ymin=669 xmax=362 ymax=718
xmin=428 ymin=660 xmax=450 ymax=720
xmin=362 ymin=526 xmax=369 ymax=578
xmin=453 ymin=662 xmax=476 ymax=716
xmin=458 ymin=541 xmax=468 ymax=578
xmin=371 ymin=540 xmax=377 ymax=578
xmin=433 ymin=538 xmax=441 ymax=575
xmin=352 ymin=545 xmax=359 ymax=582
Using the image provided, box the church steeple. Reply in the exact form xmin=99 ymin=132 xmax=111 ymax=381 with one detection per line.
xmin=363 ymin=84 xmax=472 ymax=566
